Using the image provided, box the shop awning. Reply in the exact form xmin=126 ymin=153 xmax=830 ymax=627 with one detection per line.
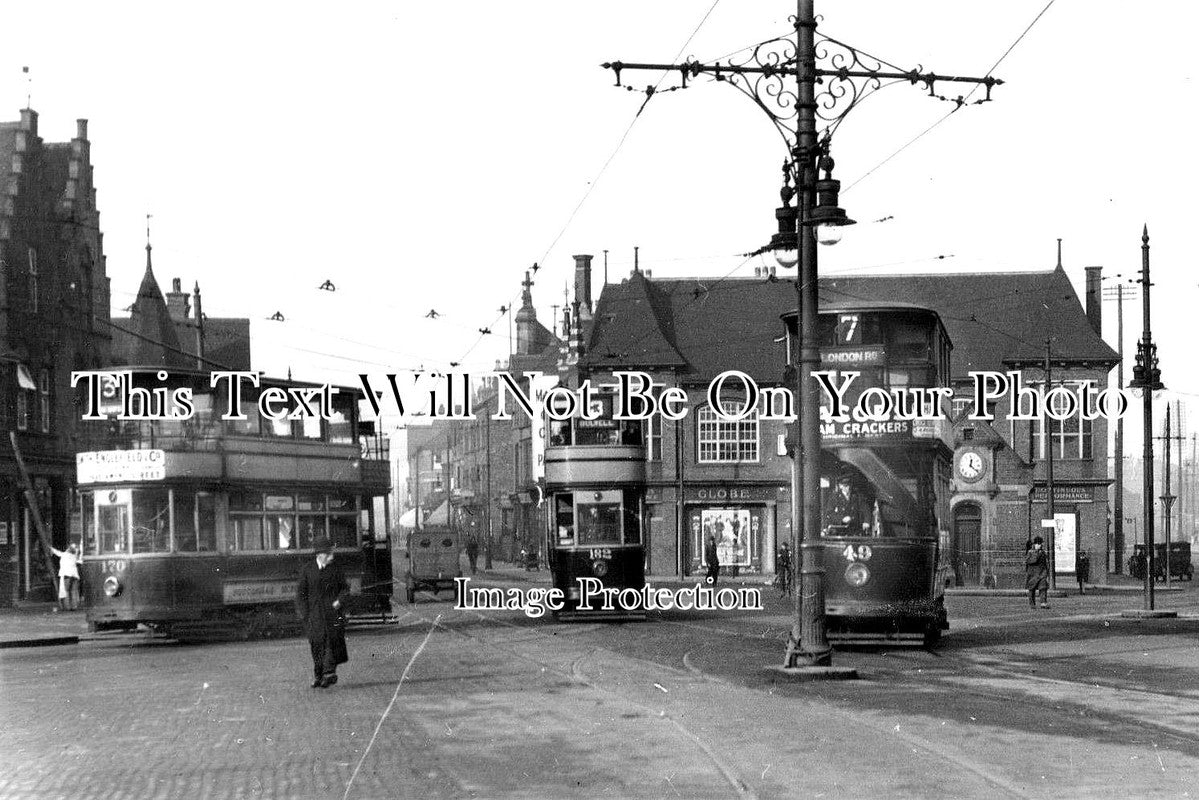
xmin=399 ymin=501 xmax=449 ymax=528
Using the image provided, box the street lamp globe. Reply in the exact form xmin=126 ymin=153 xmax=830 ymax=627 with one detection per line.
xmin=772 ymin=246 xmax=800 ymax=269
xmin=816 ymin=225 xmax=843 ymax=246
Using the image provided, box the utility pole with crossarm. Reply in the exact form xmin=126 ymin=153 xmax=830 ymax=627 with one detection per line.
xmin=603 ymin=1 xmax=1002 ymax=671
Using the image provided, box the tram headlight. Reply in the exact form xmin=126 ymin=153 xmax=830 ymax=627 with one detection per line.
xmin=844 ymin=563 xmax=870 ymax=588
xmin=592 ymin=560 xmax=609 ymax=577
xmin=102 ymin=576 xmax=121 ymax=597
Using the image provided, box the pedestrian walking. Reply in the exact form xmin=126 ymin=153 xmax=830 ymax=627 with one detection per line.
xmin=465 ymin=536 xmax=480 ymax=574
xmin=704 ymin=534 xmax=720 ymax=585
xmin=50 ymin=542 xmax=80 ymax=611
xmin=296 ymin=538 xmax=349 ymax=688
xmin=1025 ymin=536 xmax=1050 ymax=608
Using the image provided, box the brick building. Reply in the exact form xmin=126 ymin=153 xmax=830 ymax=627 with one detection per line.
xmin=0 ymin=109 xmax=111 ymax=602
xmin=579 ymin=263 xmax=1117 ymax=584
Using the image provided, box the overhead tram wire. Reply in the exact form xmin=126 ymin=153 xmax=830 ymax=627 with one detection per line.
xmin=451 ymin=0 xmax=725 ymax=369
xmin=843 ymin=0 xmax=1056 ymax=194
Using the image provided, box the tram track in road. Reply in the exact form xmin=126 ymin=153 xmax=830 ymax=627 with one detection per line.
xmin=406 ymin=609 xmax=759 ymax=799
xmin=636 ymin=618 xmax=1038 ymax=798
xmin=469 ymin=611 xmax=1037 ymax=798
xmin=894 ymin=646 xmax=1199 ymax=754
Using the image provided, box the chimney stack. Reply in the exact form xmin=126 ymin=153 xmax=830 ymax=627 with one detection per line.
xmin=1085 ymin=265 xmax=1102 ymax=336
xmin=573 ymin=254 xmax=593 ymax=325
xmin=166 ymin=277 xmax=191 ymax=321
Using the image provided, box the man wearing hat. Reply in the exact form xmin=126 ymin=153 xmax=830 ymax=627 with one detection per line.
xmin=296 ymin=538 xmax=349 ymax=688
xmin=823 ymin=472 xmax=865 ymax=535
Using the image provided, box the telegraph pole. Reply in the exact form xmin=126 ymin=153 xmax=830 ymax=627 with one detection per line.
xmin=1044 ymin=339 xmax=1057 ymax=590
xmin=485 ymin=396 xmax=494 ymax=570
xmin=1154 ymin=402 xmax=1184 ymax=586
xmin=603 ymin=0 xmax=999 ymax=671
xmin=1104 ymin=279 xmax=1136 ymax=573
xmin=1129 ymin=225 xmax=1162 ymax=610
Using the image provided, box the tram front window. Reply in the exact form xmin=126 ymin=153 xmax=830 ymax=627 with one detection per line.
xmin=576 ymin=490 xmax=622 ymax=545
xmin=97 ymin=503 xmax=128 ymax=555
xmin=132 ymin=489 xmax=171 ymax=553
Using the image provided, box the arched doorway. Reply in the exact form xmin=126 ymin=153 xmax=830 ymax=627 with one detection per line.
xmin=953 ymin=502 xmax=983 ymax=586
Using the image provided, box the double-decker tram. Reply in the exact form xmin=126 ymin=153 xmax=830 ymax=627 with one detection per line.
xmin=75 ymin=368 xmax=393 ymax=640
xmin=784 ymin=303 xmax=953 ymax=646
xmin=543 ymin=390 xmax=646 ymax=620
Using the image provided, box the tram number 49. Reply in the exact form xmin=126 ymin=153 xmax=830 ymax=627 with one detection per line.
xmin=842 ymin=545 xmax=873 ymax=562
xmin=587 ymin=548 xmax=613 ymax=560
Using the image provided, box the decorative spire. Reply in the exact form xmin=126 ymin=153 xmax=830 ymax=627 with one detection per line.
xmin=520 ymin=270 xmax=534 ymax=307
xmin=146 ymin=213 xmax=153 ymax=271
xmin=1055 ymin=237 xmax=1062 ymax=270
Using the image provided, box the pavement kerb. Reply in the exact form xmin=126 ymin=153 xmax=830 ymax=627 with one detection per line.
xmin=0 ymin=635 xmax=79 ymax=649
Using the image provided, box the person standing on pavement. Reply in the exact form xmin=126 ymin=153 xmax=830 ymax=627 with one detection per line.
xmin=704 ymin=534 xmax=720 ymax=585
xmin=296 ymin=538 xmax=349 ymax=688
xmin=464 ymin=536 xmax=479 ymax=575
xmin=50 ymin=543 xmax=80 ymax=611
xmin=775 ymin=541 xmax=793 ymax=598
xmin=1025 ymin=536 xmax=1050 ymax=608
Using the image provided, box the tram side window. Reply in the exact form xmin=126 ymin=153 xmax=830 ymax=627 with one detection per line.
xmin=174 ymin=491 xmax=197 ymax=552
xmin=555 ymin=495 xmax=574 ymax=544
xmin=132 ymin=489 xmax=171 ymax=554
xmin=196 ymin=493 xmax=217 ymax=551
xmin=232 ymin=516 xmax=265 ymax=551
xmin=224 ymin=401 xmax=259 ymax=437
xmin=268 ymin=514 xmax=297 ymax=549
xmin=80 ymin=492 xmax=96 ymax=554
xmin=229 ymin=491 xmax=264 ymax=551
xmin=576 ymin=490 xmax=622 ymax=546
xmin=297 ymin=494 xmax=325 ymax=549
xmin=328 ymin=495 xmax=357 ymax=548
xmin=622 ymin=489 xmax=641 ymax=544
xmin=549 ymin=418 xmax=572 ymax=446
xmin=327 ymin=405 xmax=354 ymax=445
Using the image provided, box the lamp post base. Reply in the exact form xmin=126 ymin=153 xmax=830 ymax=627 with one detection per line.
xmin=1120 ymin=609 xmax=1177 ymax=619
xmin=770 ymin=663 xmax=859 ymax=680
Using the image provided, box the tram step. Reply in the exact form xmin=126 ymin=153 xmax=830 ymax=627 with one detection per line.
xmin=345 ymin=614 xmax=400 ymax=627
xmin=828 ymin=631 xmax=926 ymax=647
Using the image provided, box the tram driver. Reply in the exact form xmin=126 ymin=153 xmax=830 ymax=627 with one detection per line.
xmin=822 ymin=472 xmax=870 ymax=536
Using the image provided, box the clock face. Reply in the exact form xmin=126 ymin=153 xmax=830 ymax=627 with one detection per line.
xmin=958 ymin=451 xmax=985 ymax=482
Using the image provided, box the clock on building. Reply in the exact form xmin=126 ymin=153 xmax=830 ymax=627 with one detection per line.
xmin=957 ymin=450 xmax=986 ymax=483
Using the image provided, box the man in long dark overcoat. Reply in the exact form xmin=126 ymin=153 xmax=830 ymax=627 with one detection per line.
xmin=1025 ymin=536 xmax=1050 ymax=609
xmin=296 ymin=538 xmax=349 ymax=688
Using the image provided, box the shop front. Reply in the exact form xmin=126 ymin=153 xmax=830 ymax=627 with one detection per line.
xmin=685 ymin=485 xmax=781 ymax=575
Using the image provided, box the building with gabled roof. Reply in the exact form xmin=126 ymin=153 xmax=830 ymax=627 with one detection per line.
xmin=580 ymin=263 xmax=1118 ymax=586
xmin=110 ymin=238 xmax=251 ymax=371
xmin=0 ymin=108 xmax=112 ymax=603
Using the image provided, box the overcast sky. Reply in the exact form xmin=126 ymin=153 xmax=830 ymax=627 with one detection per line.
xmin=7 ymin=1 xmax=1198 ymax=452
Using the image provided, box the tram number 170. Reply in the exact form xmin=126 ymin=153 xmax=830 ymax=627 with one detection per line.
xmin=842 ymin=545 xmax=873 ymax=562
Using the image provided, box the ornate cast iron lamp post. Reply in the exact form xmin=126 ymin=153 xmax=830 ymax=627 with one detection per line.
xmin=604 ymin=1 xmax=1000 ymax=670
